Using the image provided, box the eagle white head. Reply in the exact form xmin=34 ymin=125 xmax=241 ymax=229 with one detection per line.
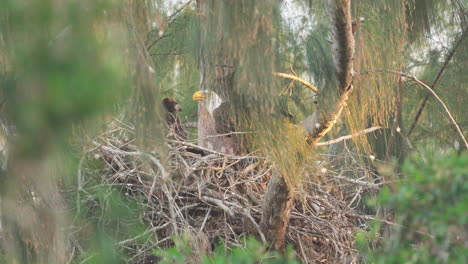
xmin=192 ymin=90 xmax=223 ymax=116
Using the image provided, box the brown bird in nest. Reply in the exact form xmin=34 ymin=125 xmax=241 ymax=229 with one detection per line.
xmin=162 ymin=97 xmax=187 ymax=140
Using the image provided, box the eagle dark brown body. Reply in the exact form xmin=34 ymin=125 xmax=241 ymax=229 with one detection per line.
xmin=212 ymin=102 xmax=235 ymax=136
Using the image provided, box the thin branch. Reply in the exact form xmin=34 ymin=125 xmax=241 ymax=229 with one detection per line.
xmin=411 ymin=76 xmax=468 ymax=149
xmin=357 ymin=215 xmax=434 ymax=239
xmin=145 ymin=0 xmax=193 ymax=46
xmin=91 ymin=141 xmax=169 ymax=179
xmin=201 ymin=131 xmax=251 ymax=139
xmin=331 ymin=175 xmax=382 ymax=189
xmin=386 ymin=77 xmax=403 ymax=161
xmin=201 ymin=196 xmax=234 ymax=217
xmin=117 ymin=222 xmax=171 ymax=246
xmin=359 ymin=69 xmax=468 ymax=149
xmin=150 ymin=52 xmax=182 ymax=56
xmin=273 ymin=72 xmax=319 ymax=93
xmin=168 ymin=139 xmax=261 ymax=159
xmin=316 ymin=126 xmax=383 ymax=146
xmin=408 ymin=27 xmax=468 ymax=136
xmin=168 ymin=0 xmax=194 ymax=22
xmin=306 ymin=0 xmax=355 ymax=146
xmin=147 ymin=33 xmax=172 ymax=51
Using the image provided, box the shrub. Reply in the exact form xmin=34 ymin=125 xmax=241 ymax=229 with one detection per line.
xmin=358 ymin=149 xmax=468 ymax=264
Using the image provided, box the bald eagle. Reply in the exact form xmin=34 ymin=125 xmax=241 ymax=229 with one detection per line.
xmin=193 ymin=90 xmax=239 ymax=154
xmin=193 ymin=90 xmax=235 ymax=136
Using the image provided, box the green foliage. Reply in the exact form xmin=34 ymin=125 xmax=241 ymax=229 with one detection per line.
xmin=73 ymin=185 xmax=148 ymax=263
xmin=154 ymin=237 xmax=299 ymax=264
xmin=358 ymin=149 xmax=468 ymax=263
xmin=148 ymin=7 xmax=200 ymax=122
xmin=0 ymin=0 xmax=137 ymax=262
xmin=305 ymin=23 xmax=334 ymax=89
xmin=70 ymin=156 xmax=150 ymax=263
xmin=2 ymin=0 xmax=129 ymax=156
xmin=404 ymin=30 xmax=468 ymax=148
xmin=152 ymin=237 xmax=192 ymax=264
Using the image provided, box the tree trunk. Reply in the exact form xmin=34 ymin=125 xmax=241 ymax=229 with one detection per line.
xmin=260 ymin=0 xmax=355 ymax=252
xmin=260 ymin=168 xmax=294 ymax=251
xmin=304 ymin=0 xmax=355 ymax=145
xmin=196 ymin=0 xmax=236 ymax=155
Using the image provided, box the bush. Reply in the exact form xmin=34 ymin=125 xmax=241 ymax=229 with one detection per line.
xmin=358 ymin=149 xmax=468 ymax=264
xmin=154 ymin=236 xmax=299 ymax=264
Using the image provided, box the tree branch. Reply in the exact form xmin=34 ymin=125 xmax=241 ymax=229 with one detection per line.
xmin=359 ymin=69 xmax=468 ymax=149
xmin=147 ymin=33 xmax=172 ymax=51
xmin=273 ymin=72 xmax=319 ymax=93
xmin=168 ymin=0 xmax=194 ymax=23
xmin=408 ymin=27 xmax=467 ymax=136
xmin=316 ymin=126 xmax=383 ymax=146
xmin=410 ymin=76 xmax=468 ymax=149
xmin=307 ymin=0 xmax=355 ymax=146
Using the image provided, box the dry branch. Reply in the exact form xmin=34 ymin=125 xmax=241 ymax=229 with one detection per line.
xmin=273 ymin=72 xmax=319 ymax=93
xmin=316 ymin=126 xmax=383 ymax=146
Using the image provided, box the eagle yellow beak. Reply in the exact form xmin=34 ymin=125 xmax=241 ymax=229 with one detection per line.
xmin=192 ymin=91 xmax=207 ymax=101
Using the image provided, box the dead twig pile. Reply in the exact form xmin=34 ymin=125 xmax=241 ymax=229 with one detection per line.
xmin=75 ymin=122 xmax=379 ymax=263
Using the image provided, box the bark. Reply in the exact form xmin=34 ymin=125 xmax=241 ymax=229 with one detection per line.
xmin=307 ymin=0 xmax=355 ymax=145
xmin=260 ymin=168 xmax=294 ymax=251
xmin=260 ymin=0 xmax=355 ymax=252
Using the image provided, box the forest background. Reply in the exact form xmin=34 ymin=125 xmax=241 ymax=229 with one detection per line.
xmin=0 ymin=0 xmax=467 ymax=263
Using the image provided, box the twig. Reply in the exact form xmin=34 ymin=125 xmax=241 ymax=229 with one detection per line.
xmin=273 ymin=72 xmax=319 ymax=93
xmin=146 ymin=0 xmax=194 ymax=49
xmin=147 ymin=33 xmax=172 ymax=51
xmin=201 ymin=131 xmax=251 ymax=139
xmin=296 ymin=233 xmax=310 ymax=263
xmin=408 ymin=27 xmax=467 ymax=136
xmin=168 ymin=0 xmax=194 ymax=22
xmin=331 ymin=175 xmax=381 ymax=189
xmin=150 ymin=53 xmax=182 ymax=56
xmin=241 ymin=208 xmax=266 ymax=243
xmin=117 ymin=222 xmax=171 ymax=245
xmin=91 ymin=141 xmax=169 ymax=179
xmin=168 ymin=139 xmax=262 ymax=159
xmin=396 ymin=129 xmax=416 ymax=152
xmin=357 ymin=215 xmax=435 ymax=239
xmin=410 ymin=76 xmax=468 ymax=149
xmin=201 ymin=196 xmax=234 ymax=217
xmin=199 ymin=206 xmax=212 ymax=233
xmin=347 ymin=186 xmax=363 ymax=208
xmin=386 ymin=77 xmax=403 ymax=161
xmin=316 ymin=126 xmax=383 ymax=146
xmin=77 ymin=155 xmax=85 ymax=213
xmin=359 ymin=69 xmax=468 ymax=149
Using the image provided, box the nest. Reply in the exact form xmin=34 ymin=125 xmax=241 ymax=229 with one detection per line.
xmin=76 ymin=122 xmax=380 ymax=263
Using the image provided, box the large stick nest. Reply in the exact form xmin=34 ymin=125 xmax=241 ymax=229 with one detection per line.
xmin=76 ymin=122 xmax=380 ymax=263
